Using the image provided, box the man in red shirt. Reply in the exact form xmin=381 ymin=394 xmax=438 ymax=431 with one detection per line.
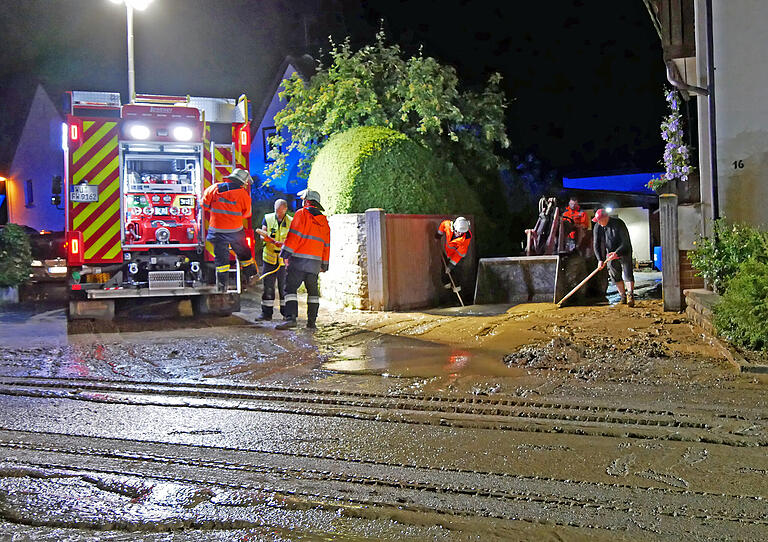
xmin=561 ymin=196 xmax=590 ymax=253
xmin=562 ymin=196 xmax=590 ymax=238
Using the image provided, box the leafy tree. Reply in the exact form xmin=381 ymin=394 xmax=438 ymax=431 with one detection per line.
xmin=265 ymin=30 xmax=510 ymax=185
xmin=0 ymin=224 xmax=32 ymax=288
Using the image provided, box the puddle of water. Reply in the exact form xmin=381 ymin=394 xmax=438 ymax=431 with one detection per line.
xmin=323 ymin=334 xmax=522 ymax=378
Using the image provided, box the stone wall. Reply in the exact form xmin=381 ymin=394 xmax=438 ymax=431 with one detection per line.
xmin=319 ymin=213 xmax=369 ymax=309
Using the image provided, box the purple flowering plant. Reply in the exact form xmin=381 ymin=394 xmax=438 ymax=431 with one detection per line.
xmin=648 ymin=89 xmax=694 ymax=191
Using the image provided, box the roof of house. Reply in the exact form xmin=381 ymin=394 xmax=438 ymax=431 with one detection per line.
xmin=250 ymin=54 xmax=315 ymax=130
xmin=0 ymin=75 xmax=48 ymax=172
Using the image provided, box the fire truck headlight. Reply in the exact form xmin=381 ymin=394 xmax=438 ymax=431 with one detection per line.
xmin=128 ymin=262 xmax=139 ymax=275
xmin=156 ymin=228 xmax=170 ymax=243
xmin=129 ymin=124 xmax=151 ymax=140
xmin=173 ymin=126 xmax=194 ymax=141
xmin=190 ymin=261 xmax=200 ymax=274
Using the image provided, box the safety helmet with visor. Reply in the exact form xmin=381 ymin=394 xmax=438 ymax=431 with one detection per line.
xmin=453 ymin=216 xmax=470 ymax=234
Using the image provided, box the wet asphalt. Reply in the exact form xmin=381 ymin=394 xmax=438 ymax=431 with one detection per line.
xmin=0 ymin=287 xmax=766 ymax=541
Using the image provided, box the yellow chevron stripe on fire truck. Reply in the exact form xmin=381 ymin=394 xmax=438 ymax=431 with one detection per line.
xmin=73 ymin=122 xmax=114 ymax=164
xmin=88 ymin=155 xmax=119 ymax=186
xmin=72 ymin=167 xmax=119 ymax=228
xmin=102 ymin=241 xmax=122 ymax=260
xmin=234 ymin=148 xmax=247 ymax=169
xmin=73 ymin=135 xmax=119 ymax=184
xmin=84 ymin=221 xmax=120 ymax=259
xmin=81 ymin=198 xmax=120 ymax=240
xmin=214 ymin=146 xmax=233 ymax=166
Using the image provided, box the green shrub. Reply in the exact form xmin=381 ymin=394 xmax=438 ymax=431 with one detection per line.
xmin=713 ymin=258 xmax=768 ymax=351
xmin=0 ymin=224 xmax=32 ymax=288
xmin=689 ymin=219 xmax=768 ymax=293
xmin=307 ymin=126 xmax=483 ymax=219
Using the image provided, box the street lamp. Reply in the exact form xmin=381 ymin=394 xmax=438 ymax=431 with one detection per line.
xmin=109 ymin=0 xmax=154 ymax=103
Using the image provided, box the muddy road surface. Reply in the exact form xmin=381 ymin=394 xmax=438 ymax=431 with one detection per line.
xmin=0 ymin=295 xmax=766 ymax=541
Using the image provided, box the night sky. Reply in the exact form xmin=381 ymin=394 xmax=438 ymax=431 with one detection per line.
xmin=0 ymin=0 xmax=666 ymax=176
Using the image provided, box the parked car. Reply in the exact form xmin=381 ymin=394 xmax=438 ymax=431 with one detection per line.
xmin=22 ymin=227 xmax=67 ymax=282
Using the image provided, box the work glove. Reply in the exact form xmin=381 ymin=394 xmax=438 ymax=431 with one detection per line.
xmin=320 ymin=262 xmax=329 ymax=273
xmin=446 ymin=262 xmax=456 ymax=273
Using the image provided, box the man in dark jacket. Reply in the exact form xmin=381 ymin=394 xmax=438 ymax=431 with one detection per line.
xmin=275 ymin=189 xmax=331 ymax=330
xmin=592 ymin=208 xmax=635 ymax=306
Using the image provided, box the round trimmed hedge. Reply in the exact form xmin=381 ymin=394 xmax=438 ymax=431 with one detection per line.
xmin=306 ymin=126 xmax=483 ymax=218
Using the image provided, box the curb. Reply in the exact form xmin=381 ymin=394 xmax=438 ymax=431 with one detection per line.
xmin=684 ymin=288 xmax=768 ymax=374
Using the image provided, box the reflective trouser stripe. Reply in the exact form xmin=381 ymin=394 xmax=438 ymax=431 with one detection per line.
xmin=216 ymin=265 xmax=230 ymax=272
xmin=242 ymin=259 xmax=255 ymax=267
xmin=307 ymin=296 xmax=320 ymax=303
xmin=262 ymin=299 xmax=275 ymax=307
xmin=284 ymin=294 xmax=298 ymax=302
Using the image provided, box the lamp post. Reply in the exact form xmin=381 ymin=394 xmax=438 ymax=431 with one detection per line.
xmin=109 ymin=0 xmax=154 ymax=103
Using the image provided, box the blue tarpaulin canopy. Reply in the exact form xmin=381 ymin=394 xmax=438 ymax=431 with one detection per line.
xmin=562 ymin=173 xmax=662 ymax=195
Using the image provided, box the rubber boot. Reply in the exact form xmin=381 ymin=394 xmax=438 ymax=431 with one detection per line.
xmin=276 ymin=319 xmax=297 ymax=330
xmin=307 ymin=302 xmax=319 ymax=329
xmin=216 ymin=272 xmax=229 ymax=293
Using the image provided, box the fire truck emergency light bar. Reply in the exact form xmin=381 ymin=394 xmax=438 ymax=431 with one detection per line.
xmin=70 ymin=91 xmax=122 ymax=108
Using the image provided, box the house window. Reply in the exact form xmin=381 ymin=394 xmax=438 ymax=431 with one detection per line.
xmin=262 ymin=126 xmax=280 ymax=163
xmin=25 ymin=179 xmax=34 ymax=207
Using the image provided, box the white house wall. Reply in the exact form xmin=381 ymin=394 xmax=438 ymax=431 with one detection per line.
xmin=8 ymin=85 xmax=64 ymax=231
xmin=711 ymin=0 xmax=768 ymax=226
xmin=613 ymin=207 xmax=651 ymax=262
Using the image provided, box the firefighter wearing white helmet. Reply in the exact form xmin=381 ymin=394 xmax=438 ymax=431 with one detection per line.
xmin=435 ymin=216 xmax=472 ymax=290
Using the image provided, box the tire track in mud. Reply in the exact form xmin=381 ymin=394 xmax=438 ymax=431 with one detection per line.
xmin=1 ymin=430 xmax=766 ymax=538
xmin=0 ymin=376 xmax=765 ymax=448
xmin=0 ymin=377 xmax=764 ymax=449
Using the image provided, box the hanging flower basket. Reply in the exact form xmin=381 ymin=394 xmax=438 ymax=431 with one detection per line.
xmin=647 ymin=89 xmax=694 ymax=193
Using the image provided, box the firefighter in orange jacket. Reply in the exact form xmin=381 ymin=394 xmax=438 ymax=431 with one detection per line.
xmin=276 ymin=189 xmax=330 ymax=330
xmin=562 ymin=196 xmax=590 ymax=249
xmin=436 ymin=216 xmax=471 ymax=289
xmin=202 ymin=168 xmax=257 ymax=292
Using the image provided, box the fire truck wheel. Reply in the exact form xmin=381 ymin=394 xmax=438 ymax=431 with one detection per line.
xmin=192 ymin=293 xmax=241 ymax=317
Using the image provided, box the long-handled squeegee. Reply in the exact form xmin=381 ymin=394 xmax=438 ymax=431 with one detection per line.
xmin=441 ymin=254 xmax=465 ymax=307
xmin=556 ymin=254 xmax=617 ymax=307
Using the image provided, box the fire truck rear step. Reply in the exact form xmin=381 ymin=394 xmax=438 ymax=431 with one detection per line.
xmin=86 ymin=286 xmax=219 ymax=299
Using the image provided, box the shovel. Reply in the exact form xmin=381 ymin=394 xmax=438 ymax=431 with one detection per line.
xmin=556 ymin=254 xmax=617 ymax=307
xmin=441 ymin=254 xmax=465 ymax=307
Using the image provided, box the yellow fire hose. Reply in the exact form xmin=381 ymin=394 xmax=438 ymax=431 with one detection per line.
xmin=254 ymin=228 xmax=284 ymax=281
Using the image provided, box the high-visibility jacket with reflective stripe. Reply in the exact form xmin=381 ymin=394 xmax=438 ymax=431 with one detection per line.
xmin=562 ymin=206 xmax=590 ymax=239
xmin=438 ymin=219 xmax=471 ymax=265
xmin=202 ymin=181 xmax=252 ymax=232
xmin=261 ymin=212 xmax=292 ymax=265
xmin=280 ymin=203 xmax=330 ymax=274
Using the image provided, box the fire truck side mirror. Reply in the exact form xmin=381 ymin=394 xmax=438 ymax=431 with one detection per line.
xmin=51 ymin=176 xmax=62 ymax=208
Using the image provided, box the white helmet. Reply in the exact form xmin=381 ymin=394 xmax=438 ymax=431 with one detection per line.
xmin=453 ymin=216 xmax=470 ymax=234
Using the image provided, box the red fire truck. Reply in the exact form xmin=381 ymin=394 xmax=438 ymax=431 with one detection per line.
xmin=62 ymin=91 xmax=254 ymax=320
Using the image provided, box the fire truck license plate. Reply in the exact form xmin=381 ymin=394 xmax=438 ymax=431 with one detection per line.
xmin=70 ymin=184 xmax=99 ymax=203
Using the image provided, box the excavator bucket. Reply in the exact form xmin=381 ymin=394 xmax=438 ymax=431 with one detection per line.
xmin=474 ymin=196 xmax=608 ymax=306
